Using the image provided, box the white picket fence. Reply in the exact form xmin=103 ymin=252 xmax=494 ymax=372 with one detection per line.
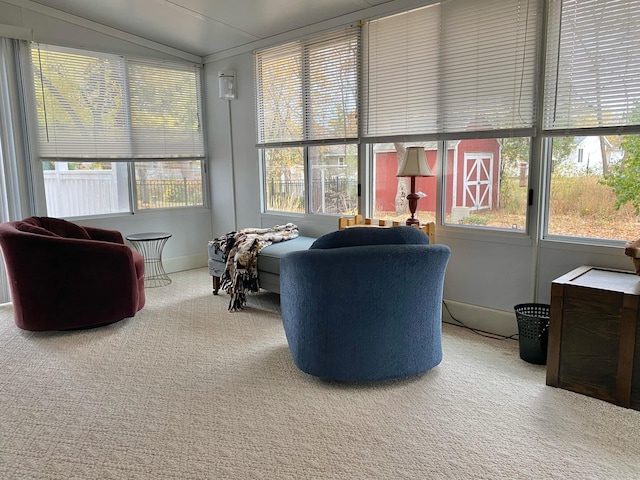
xmin=43 ymin=169 xmax=122 ymax=218
xmin=0 ymin=260 xmax=9 ymax=304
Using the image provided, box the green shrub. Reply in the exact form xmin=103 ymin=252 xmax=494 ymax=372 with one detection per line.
xmin=164 ymin=184 xmax=185 ymax=203
xmin=465 ymin=215 xmax=489 ymax=225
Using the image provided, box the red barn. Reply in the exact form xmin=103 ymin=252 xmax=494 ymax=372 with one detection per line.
xmin=374 ymin=139 xmax=501 ymax=217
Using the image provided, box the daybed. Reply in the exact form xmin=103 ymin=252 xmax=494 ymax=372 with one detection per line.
xmin=208 ymin=235 xmax=316 ymax=295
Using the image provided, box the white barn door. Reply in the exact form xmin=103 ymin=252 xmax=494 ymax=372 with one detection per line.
xmin=463 ymin=153 xmax=493 ymax=211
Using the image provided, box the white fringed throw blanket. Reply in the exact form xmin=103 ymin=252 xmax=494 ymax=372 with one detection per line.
xmin=208 ymin=223 xmax=299 ymax=311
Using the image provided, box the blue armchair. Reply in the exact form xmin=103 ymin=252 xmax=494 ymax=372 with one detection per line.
xmin=280 ymin=226 xmax=451 ymax=382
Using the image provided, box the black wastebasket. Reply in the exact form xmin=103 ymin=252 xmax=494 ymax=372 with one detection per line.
xmin=514 ymin=303 xmax=550 ymax=365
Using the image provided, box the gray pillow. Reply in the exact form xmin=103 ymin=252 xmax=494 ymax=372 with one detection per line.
xmin=310 ymin=225 xmax=429 ymax=249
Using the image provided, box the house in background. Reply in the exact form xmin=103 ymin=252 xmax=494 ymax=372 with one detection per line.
xmin=560 ymin=136 xmax=625 ymax=176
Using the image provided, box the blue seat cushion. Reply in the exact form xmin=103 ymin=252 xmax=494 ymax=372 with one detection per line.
xmin=207 ymin=235 xmax=316 ymax=276
xmin=310 ymin=226 xmax=429 ymax=250
xmin=258 ymin=236 xmax=316 ymax=275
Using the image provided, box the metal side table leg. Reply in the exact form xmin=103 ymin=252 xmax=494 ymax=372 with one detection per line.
xmin=126 ymin=232 xmax=172 ymax=288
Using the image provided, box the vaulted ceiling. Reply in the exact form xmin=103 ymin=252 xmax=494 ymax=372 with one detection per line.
xmin=26 ymin=0 xmax=425 ymax=59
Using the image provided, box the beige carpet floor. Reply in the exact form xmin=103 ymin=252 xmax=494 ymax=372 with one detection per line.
xmin=0 ymin=267 xmax=639 ymax=479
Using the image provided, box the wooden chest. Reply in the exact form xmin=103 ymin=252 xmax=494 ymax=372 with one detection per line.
xmin=546 ymin=265 xmax=640 ymax=410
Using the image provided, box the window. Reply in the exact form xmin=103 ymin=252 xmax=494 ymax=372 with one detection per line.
xmin=252 ymin=0 xmax=640 ymax=243
xmin=31 ymin=44 xmax=205 ymax=217
xmin=255 ymin=27 xmax=359 ymax=215
xmin=543 ymin=0 xmax=640 ymax=241
xmin=371 ymin=142 xmax=437 ymax=225
xmin=263 ymin=147 xmax=304 ymax=213
xmin=547 ymin=135 xmax=639 ymax=241
xmin=364 ymin=0 xmax=540 ymax=231
xmin=309 ymin=145 xmax=357 ymax=215
xmin=443 ymin=138 xmax=530 ymax=231
xmin=135 ymin=161 xmax=203 ymax=209
xmin=370 ymin=138 xmax=531 ymax=232
xmin=1 ymin=36 xmax=35 ymax=302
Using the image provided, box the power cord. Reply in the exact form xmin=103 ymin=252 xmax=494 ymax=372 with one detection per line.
xmin=442 ymin=300 xmax=519 ymax=341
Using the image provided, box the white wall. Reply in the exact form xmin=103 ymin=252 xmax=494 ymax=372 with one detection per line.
xmin=78 ymin=210 xmax=211 ymax=274
xmin=205 ymin=54 xmax=260 ymax=238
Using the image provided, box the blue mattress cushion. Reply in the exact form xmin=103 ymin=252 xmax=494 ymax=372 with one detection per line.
xmin=258 ymin=236 xmax=316 ymax=275
xmin=207 ymin=235 xmax=316 ymax=276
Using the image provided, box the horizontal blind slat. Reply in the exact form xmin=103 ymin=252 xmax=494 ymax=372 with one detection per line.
xmin=255 ymin=27 xmax=360 ymax=144
xmin=128 ymin=60 xmax=204 ymax=158
xmin=543 ymin=0 xmax=640 ymax=130
xmin=32 ymin=43 xmax=205 ymax=160
xmin=364 ymin=0 xmax=540 ymax=138
xmin=32 ymin=45 xmax=131 ymax=159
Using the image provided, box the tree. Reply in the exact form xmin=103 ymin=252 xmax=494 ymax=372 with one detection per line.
xmin=599 ymin=136 xmax=610 ymax=176
xmin=499 ymin=138 xmax=529 ymax=180
xmin=602 ymin=134 xmax=640 ymax=214
xmin=393 ymin=143 xmax=408 ymax=216
xmin=549 ymin=137 xmax=577 ymax=174
xmin=498 ymin=137 xmax=576 ymax=180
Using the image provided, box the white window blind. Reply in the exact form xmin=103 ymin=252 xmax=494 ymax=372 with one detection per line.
xmin=365 ymin=4 xmax=440 ymax=137
xmin=32 ymin=45 xmax=130 ymax=159
xmin=32 ymin=44 xmax=204 ymax=160
xmin=543 ymin=0 xmax=640 ymax=131
xmin=365 ymin=0 xmax=540 ymax=138
xmin=440 ymin=0 xmax=539 ymax=134
xmin=255 ymin=27 xmax=360 ymax=145
xmin=128 ymin=59 xmax=204 ymax=158
xmin=255 ymin=43 xmax=303 ymax=144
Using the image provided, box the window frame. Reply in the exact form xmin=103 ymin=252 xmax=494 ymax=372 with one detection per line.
xmin=260 ymin=141 xmax=359 ymax=216
xmin=253 ymin=0 xmax=640 ymax=246
xmin=361 ymin=0 xmax=541 ymax=236
xmin=255 ymin=27 xmax=361 ymax=217
xmin=28 ymin=43 xmax=207 ymax=219
xmin=539 ymin=0 xmax=640 ymax=244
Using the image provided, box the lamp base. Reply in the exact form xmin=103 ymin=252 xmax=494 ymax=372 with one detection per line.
xmin=406 ymin=190 xmax=421 ymax=226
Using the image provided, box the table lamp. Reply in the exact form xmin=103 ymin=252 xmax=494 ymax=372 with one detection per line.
xmin=396 ymin=146 xmax=434 ymax=225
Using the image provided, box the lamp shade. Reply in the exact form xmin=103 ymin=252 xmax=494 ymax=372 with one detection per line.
xmin=396 ymin=146 xmax=434 ymax=177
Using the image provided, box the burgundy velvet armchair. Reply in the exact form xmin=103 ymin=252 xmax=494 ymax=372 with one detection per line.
xmin=0 ymin=217 xmax=145 ymax=331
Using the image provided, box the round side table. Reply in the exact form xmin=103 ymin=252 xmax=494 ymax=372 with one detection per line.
xmin=126 ymin=232 xmax=172 ymax=288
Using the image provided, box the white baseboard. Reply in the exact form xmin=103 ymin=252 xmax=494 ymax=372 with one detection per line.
xmin=442 ymin=299 xmax=518 ymax=338
xmin=163 ymin=253 xmax=208 ymax=274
